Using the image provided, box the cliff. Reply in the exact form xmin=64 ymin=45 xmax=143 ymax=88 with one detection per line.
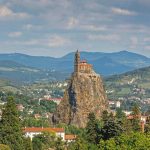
xmin=56 ymin=71 xmax=108 ymax=128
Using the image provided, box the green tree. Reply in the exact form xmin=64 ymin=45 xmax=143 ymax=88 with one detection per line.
xmin=0 ymin=144 xmax=11 ymax=150
xmin=99 ymin=132 xmax=150 ymax=150
xmin=102 ymin=118 xmax=123 ymax=140
xmin=145 ymin=124 xmax=150 ymax=133
xmin=32 ymin=131 xmax=56 ymax=150
xmin=22 ymin=117 xmax=50 ymax=127
xmin=99 ymin=138 xmax=117 ymax=150
xmin=102 ymin=110 xmax=109 ymax=123
xmin=55 ymin=137 xmax=64 ymax=150
xmin=99 ymin=139 xmax=105 ymax=150
xmin=115 ymin=108 xmax=132 ymax=134
xmin=87 ymin=143 xmax=99 ymax=150
xmin=0 ymin=96 xmax=25 ymax=150
xmin=122 ymin=117 xmax=133 ymax=134
xmin=132 ymin=104 xmax=140 ymax=116
xmin=24 ymin=137 xmax=33 ymax=150
xmin=86 ymin=113 xmax=100 ymax=144
xmin=115 ymin=132 xmax=150 ymax=149
xmin=57 ymin=123 xmax=86 ymax=138
xmin=116 ymin=108 xmax=125 ymax=119
xmin=40 ymin=100 xmax=57 ymax=113
xmin=68 ymin=136 xmax=88 ymax=150
xmin=131 ymin=104 xmax=141 ymax=131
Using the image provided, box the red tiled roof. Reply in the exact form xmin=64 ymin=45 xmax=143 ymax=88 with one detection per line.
xmin=23 ymin=127 xmax=64 ymax=133
xmin=127 ymin=115 xmax=141 ymax=120
xmin=80 ymin=60 xmax=87 ymax=63
xmin=127 ymin=115 xmax=134 ymax=119
xmin=65 ymin=134 xmax=76 ymax=140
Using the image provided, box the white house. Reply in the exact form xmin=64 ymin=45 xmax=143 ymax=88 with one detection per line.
xmin=123 ymin=110 xmax=132 ymax=116
xmin=23 ymin=127 xmax=65 ymax=141
xmin=115 ymin=101 xmax=121 ymax=108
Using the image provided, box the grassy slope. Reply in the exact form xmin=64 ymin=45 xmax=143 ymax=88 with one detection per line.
xmin=105 ymin=66 xmax=150 ymax=99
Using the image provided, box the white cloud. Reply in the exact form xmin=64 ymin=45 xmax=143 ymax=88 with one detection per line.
xmin=8 ymin=32 xmax=22 ymax=38
xmin=1 ymin=0 xmax=150 ymax=57
xmin=23 ymin=24 xmax=33 ymax=30
xmin=47 ymin=35 xmax=70 ymax=47
xmin=4 ymin=35 xmax=71 ymax=48
xmin=88 ymin=34 xmax=120 ymax=42
xmin=0 ymin=5 xmax=30 ymax=19
xmin=23 ymin=24 xmax=42 ymax=30
xmin=130 ymin=37 xmax=138 ymax=49
xmin=111 ymin=7 xmax=137 ymax=16
xmin=23 ymin=40 xmax=39 ymax=46
xmin=67 ymin=17 xmax=79 ymax=29
xmin=0 ymin=5 xmax=13 ymax=17
xmin=81 ymin=25 xmax=107 ymax=31
xmin=116 ymin=24 xmax=149 ymax=33
xmin=21 ymin=0 xmax=69 ymax=7
xmin=67 ymin=16 xmax=107 ymax=31
xmin=1 ymin=40 xmax=38 ymax=46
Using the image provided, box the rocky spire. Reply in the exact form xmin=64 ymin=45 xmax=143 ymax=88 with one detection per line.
xmin=55 ymin=51 xmax=108 ymax=128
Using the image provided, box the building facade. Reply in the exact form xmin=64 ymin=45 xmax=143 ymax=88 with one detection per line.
xmin=23 ymin=127 xmax=76 ymax=142
xmin=74 ymin=50 xmax=92 ymax=74
xmin=23 ymin=127 xmax=65 ymax=141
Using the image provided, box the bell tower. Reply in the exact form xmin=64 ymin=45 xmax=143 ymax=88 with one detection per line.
xmin=74 ymin=50 xmax=80 ymax=73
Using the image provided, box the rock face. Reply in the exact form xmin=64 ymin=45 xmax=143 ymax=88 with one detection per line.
xmin=56 ymin=51 xmax=108 ymax=128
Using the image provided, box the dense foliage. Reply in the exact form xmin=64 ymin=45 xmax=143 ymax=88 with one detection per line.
xmin=0 ymin=96 xmax=34 ymax=150
xmin=99 ymin=132 xmax=150 ymax=150
xmin=0 ymin=96 xmax=25 ymax=150
xmin=0 ymin=144 xmax=11 ymax=150
xmin=0 ymin=96 xmax=150 ymax=150
xmin=22 ymin=117 xmax=50 ymax=127
xmin=67 ymin=111 xmax=150 ymax=150
xmin=32 ymin=131 xmax=64 ymax=150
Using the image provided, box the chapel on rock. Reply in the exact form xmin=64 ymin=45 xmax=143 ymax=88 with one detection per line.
xmin=56 ymin=50 xmax=108 ymax=128
xmin=74 ymin=50 xmax=92 ymax=74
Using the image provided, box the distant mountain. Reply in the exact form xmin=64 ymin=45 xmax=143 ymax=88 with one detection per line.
xmin=0 ymin=53 xmax=56 ymax=70
xmin=0 ymin=50 xmax=150 ymax=77
xmin=0 ymin=60 xmax=68 ymax=85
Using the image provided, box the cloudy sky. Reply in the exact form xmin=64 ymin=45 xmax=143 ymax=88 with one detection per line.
xmin=0 ymin=0 xmax=150 ymax=57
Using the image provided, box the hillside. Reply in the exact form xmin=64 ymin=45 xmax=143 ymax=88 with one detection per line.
xmin=0 ymin=51 xmax=150 ymax=76
xmin=105 ymin=66 xmax=150 ymax=111
xmin=105 ymin=66 xmax=150 ymax=94
xmin=0 ymin=65 xmax=150 ymax=112
xmin=0 ymin=60 xmax=68 ymax=85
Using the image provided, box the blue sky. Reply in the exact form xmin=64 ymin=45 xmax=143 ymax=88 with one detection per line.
xmin=0 ymin=0 xmax=150 ymax=57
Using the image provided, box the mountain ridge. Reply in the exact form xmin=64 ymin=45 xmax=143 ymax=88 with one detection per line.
xmin=0 ymin=50 xmax=150 ymax=75
xmin=0 ymin=50 xmax=150 ymax=84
